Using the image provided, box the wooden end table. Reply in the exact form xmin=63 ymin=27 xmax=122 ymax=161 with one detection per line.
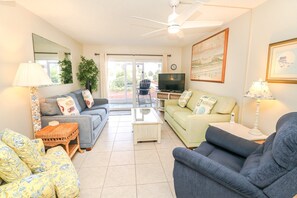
xmin=209 ymin=122 xmax=268 ymax=144
xmin=35 ymin=123 xmax=83 ymax=158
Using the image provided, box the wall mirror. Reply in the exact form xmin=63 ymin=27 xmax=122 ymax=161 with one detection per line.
xmin=32 ymin=33 xmax=73 ymax=84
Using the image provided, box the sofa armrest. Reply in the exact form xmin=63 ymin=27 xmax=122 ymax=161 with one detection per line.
xmin=94 ymin=98 xmax=109 ymax=105
xmin=0 ymin=172 xmax=55 ymax=197
xmin=186 ymin=114 xmax=231 ymax=143
xmin=173 ymin=147 xmax=266 ymax=198
xmin=41 ymin=115 xmax=93 ymax=144
xmin=164 ymin=99 xmax=178 ymax=106
xmin=206 ymin=126 xmax=259 ymax=158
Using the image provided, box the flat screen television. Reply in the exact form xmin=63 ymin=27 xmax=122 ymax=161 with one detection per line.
xmin=158 ymin=73 xmax=185 ymax=93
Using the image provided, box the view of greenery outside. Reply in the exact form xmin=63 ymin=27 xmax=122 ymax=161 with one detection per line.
xmin=108 ymin=60 xmax=162 ymax=106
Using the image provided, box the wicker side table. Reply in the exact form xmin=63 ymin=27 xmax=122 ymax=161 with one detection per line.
xmin=35 ymin=123 xmax=83 ymax=158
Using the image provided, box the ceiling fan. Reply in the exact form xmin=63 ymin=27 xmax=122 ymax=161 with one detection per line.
xmin=132 ymin=0 xmax=223 ymax=37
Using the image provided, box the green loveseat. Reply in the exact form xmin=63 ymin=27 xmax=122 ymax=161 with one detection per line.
xmin=164 ymin=89 xmax=238 ymax=148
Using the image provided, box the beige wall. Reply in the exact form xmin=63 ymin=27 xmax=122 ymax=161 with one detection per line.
xmin=83 ymin=44 xmax=182 ymax=97
xmin=182 ymin=0 xmax=297 ymax=134
xmin=0 ymin=4 xmax=82 ymax=138
xmin=242 ymin=0 xmax=297 ymax=134
xmin=182 ymin=12 xmax=252 ymax=121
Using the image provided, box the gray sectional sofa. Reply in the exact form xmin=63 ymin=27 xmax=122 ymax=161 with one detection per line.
xmin=40 ymin=89 xmax=109 ymax=150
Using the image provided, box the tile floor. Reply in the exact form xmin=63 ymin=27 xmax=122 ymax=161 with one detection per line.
xmin=72 ymin=113 xmax=185 ymax=198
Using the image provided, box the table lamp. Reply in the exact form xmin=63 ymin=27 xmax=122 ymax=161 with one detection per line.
xmin=13 ymin=62 xmax=52 ymax=134
xmin=245 ymin=79 xmax=274 ymax=136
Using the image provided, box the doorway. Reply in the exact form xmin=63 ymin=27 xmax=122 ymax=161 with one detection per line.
xmin=107 ymin=57 xmax=162 ymax=111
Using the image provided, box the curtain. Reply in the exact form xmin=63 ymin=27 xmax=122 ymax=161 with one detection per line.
xmin=162 ymin=54 xmax=168 ymax=73
xmin=99 ymin=53 xmax=108 ymax=98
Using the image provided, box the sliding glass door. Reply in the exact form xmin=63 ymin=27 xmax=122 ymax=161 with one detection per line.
xmin=107 ymin=57 xmax=162 ymax=111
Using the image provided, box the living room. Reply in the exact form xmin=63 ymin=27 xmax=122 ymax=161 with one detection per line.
xmin=0 ymin=0 xmax=297 ymax=197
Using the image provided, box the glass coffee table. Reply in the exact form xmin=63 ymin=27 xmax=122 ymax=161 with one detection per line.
xmin=131 ymin=108 xmax=163 ymax=144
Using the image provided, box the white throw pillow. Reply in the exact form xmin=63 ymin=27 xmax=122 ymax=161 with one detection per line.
xmin=56 ymin=96 xmax=80 ymax=116
xmin=178 ymin=90 xmax=192 ymax=108
xmin=82 ymin=89 xmax=94 ymax=108
xmin=193 ymin=95 xmax=217 ymax=115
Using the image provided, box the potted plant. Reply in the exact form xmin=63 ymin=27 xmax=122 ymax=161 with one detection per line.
xmin=59 ymin=57 xmax=73 ymax=84
xmin=77 ymin=56 xmax=99 ymax=93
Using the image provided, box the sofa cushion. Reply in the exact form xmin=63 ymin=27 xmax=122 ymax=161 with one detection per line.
xmin=57 ymin=96 xmax=80 ymax=116
xmin=31 ymin=139 xmax=46 ymax=156
xmin=178 ymin=90 xmax=192 ymax=107
xmin=212 ymin=96 xmax=236 ymax=114
xmin=0 ymin=140 xmax=31 ymax=183
xmin=40 ymin=101 xmax=62 ymax=116
xmin=173 ymin=109 xmax=192 ymax=129
xmin=240 ymin=134 xmax=287 ymax=188
xmin=82 ymin=89 xmax=94 ymax=108
xmin=1 ymin=129 xmax=46 ymax=174
xmin=81 ymin=109 xmax=107 ymax=121
xmin=89 ymin=103 xmax=110 ymax=114
xmin=193 ymin=95 xmax=217 ymax=115
xmin=71 ymin=90 xmax=87 ymax=111
xmin=186 ymin=90 xmax=207 ymax=111
xmin=166 ymin=105 xmax=185 ymax=116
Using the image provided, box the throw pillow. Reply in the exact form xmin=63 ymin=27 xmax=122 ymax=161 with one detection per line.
xmin=1 ymin=129 xmax=46 ymax=173
xmin=178 ymin=90 xmax=192 ymax=108
xmin=82 ymin=89 xmax=94 ymax=108
xmin=193 ymin=95 xmax=217 ymax=115
xmin=57 ymin=96 xmax=80 ymax=115
xmin=0 ymin=140 xmax=31 ymax=183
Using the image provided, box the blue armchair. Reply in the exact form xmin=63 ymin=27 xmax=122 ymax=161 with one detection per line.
xmin=173 ymin=112 xmax=297 ymax=198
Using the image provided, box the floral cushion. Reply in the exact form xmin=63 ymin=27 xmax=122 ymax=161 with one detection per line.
xmin=0 ymin=172 xmax=55 ymax=197
xmin=193 ymin=95 xmax=217 ymax=115
xmin=57 ymin=96 xmax=80 ymax=116
xmin=43 ymin=146 xmax=80 ymax=197
xmin=31 ymin=139 xmax=45 ymax=156
xmin=178 ymin=90 xmax=192 ymax=108
xmin=82 ymin=89 xmax=94 ymax=108
xmin=0 ymin=140 xmax=31 ymax=183
xmin=1 ymin=129 xmax=46 ymax=174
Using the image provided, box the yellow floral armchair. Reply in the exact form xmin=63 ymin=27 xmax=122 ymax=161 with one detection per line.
xmin=0 ymin=129 xmax=79 ymax=198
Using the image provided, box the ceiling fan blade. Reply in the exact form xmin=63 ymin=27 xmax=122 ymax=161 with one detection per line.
xmin=131 ymin=16 xmax=168 ymax=26
xmin=181 ymin=0 xmax=250 ymax=10
xmin=176 ymin=3 xmax=201 ymax=25
xmin=181 ymin=21 xmax=223 ymax=29
xmin=142 ymin=28 xmax=167 ymax=37
xmin=180 ymin=0 xmax=208 ymax=4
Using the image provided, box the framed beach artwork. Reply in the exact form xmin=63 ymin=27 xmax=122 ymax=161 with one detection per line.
xmin=266 ymin=38 xmax=297 ymax=83
xmin=191 ymin=28 xmax=229 ymax=83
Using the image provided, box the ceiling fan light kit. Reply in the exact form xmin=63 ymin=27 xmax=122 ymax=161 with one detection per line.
xmin=168 ymin=25 xmax=180 ymax=34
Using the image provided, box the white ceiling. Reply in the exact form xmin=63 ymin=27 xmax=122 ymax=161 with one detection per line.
xmin=16 ymin=0 xmax=267 ymax=47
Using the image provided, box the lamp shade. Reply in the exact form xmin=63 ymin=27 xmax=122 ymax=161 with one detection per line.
xmin=13 ymin=62 xmax=52 ymax=87
xmin=245 ymin=79 xmax=274 ymax=100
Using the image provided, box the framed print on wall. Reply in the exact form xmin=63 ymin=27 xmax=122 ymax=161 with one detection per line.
xmin=191 ymin=28 xmax=229 ymax=83
xmin=266 ymin=38 xmax=297 ymax=83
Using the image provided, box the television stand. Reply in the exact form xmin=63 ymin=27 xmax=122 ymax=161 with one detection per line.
xmin=156 ymin=91 xmax=182 ymax=111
